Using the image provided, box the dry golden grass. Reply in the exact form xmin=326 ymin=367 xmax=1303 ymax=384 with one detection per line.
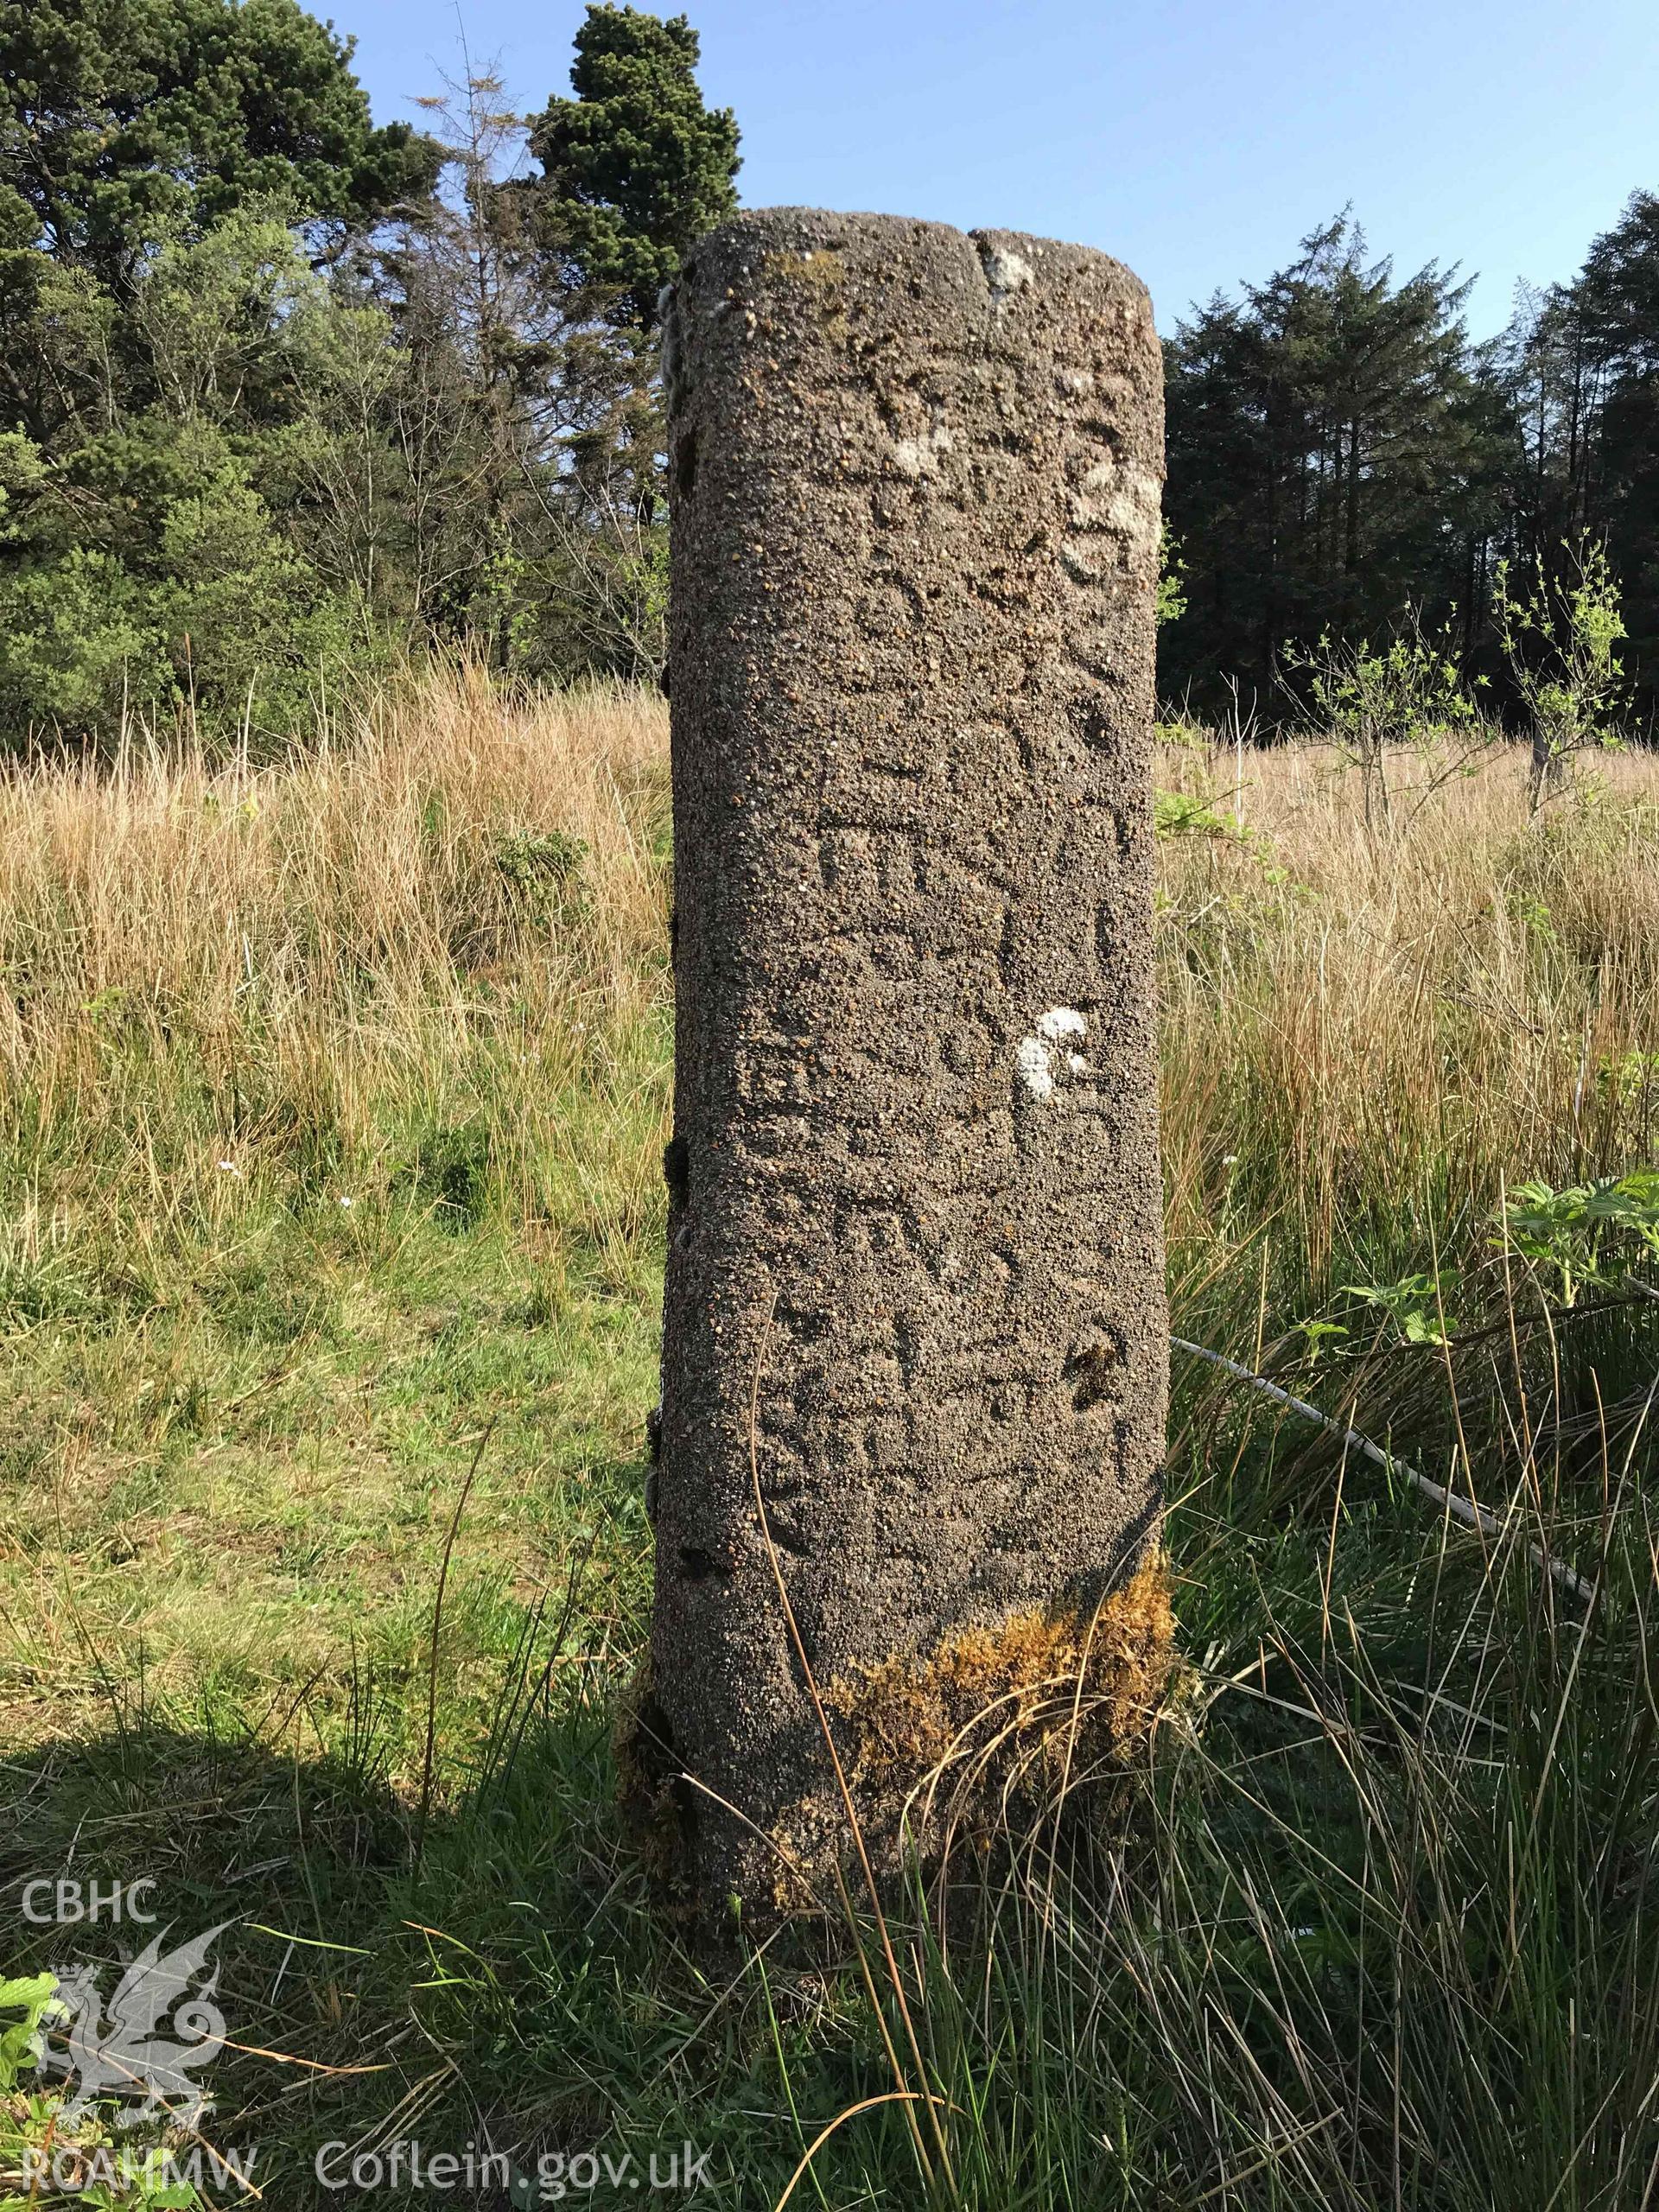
xmin=0 ymin=661 xmax=671 ymax=1232
xmin=1155 ymin=735 xmax=1659 ymax=1299
xmin=3 ymin=677 xmax=1655 ymax=1366
xmin=7 ymin=679 xmax=1652 ymax=1258
xmin=0 ymin=664 xmax=675 ymax=1766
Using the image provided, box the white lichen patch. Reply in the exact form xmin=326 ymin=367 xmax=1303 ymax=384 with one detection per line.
xmin=1066 ymin=456 xmax=1116 ymax=531
xmin=981 ymin=245 xmax=1035 ymax=303
xmin=1105 ymin=467 xmax=1162 ymax=558
xmin=1061 ymin=456 xmax=1161 ymax=574
xmin=891 ymin=423 xmax=955 ymax=480
xmin=1017 ymin=1008 xmax=1090 ymax=1098
xmin=1015 ymin=1035 xmax=1054 ymax=1100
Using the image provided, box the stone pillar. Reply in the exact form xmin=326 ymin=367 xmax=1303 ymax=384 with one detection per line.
xmin=641 ymin=209 xmax=1170 ymax=1917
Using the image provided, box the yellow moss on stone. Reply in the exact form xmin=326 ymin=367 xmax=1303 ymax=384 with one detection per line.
xmin=758 ymin=250 xmax=851 ymax=343
xmin=840 ymin=1560 xmax=1174 ymax=1782
xmin=620 ymin=1566 xmax=1179 ymax=1919
xmin=760 ymin=248 xmax=846 ymax=289
xmin=771 ymin=1560 xmax=1179 ymax=1910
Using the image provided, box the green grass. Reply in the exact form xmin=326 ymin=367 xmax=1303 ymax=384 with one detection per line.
xmin=4 ymin=702 xmax=1659 ymax=2208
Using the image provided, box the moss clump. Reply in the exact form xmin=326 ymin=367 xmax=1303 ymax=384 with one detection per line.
xmin=772 ymin=1560 xmax=1178 ymax=1909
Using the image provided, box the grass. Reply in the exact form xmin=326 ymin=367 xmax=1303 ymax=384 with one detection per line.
xmin=3 ymin=672 xmax=1659 ymax=2208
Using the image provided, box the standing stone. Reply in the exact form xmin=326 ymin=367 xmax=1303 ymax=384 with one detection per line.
xmin=640 ymin=208 xmax=1170 ymax=1917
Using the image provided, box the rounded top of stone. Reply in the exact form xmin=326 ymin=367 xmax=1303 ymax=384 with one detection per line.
xmin=675 ymin=206 xmax=1153 ymax=321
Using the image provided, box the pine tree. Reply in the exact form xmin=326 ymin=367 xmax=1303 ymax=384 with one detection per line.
xmin=522 ymin=4 xmax=740 ymax=331
xmin=1163 ymin=215 xmax=1511 ymax=712
xmin=1508 ymin=194 xmax=1659 ymax=715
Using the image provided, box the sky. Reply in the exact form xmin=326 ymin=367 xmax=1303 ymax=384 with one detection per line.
xmin=341 ymin=0 xmax=1659 ymax=340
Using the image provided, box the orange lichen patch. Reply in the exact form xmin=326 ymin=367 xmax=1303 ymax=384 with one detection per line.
xmin=768 ymin=1560 xmax=1179 ymax=1910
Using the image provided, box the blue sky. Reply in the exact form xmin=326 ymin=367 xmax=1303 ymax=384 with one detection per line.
xmin=341 ymin=0 xmax=1659 ymax=339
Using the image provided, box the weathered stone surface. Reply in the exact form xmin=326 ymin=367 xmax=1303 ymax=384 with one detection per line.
xmin=645 ymin=208 xmax=1168 ymax=1914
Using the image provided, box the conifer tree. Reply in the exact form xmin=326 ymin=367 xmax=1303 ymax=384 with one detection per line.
xmin=1162 ymin=216 xmax=1510 ymax=710
xmin=523 ymin=4 xmax=740 ymax=331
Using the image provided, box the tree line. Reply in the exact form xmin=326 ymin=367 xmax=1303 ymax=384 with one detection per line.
xmin=1163 ymin=201 xmax=1659 ymax=728
xmin=0 ymin=0 xmax=738 ymax=742
xmin=2 ymin=0 xmax=1656 ymax=746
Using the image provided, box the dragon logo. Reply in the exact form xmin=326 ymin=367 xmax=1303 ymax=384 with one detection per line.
xmin=41 ymin=1923 xmax=232 ymax=2128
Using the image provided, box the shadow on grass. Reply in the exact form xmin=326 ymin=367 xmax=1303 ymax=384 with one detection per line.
xmin=0 ymin=1680 xmax=752 ymax=2208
